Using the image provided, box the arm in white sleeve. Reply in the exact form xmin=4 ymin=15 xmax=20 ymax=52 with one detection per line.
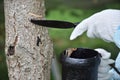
xmin=109 ymin=52 xmax=120 ymax=79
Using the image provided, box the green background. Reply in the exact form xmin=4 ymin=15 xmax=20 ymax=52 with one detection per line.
xmin=0 ymin=0 xmax=120 ymax=80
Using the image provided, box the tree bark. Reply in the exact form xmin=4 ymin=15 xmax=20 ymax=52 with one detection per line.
xmin=4 ymin=0 xmax=53 ymax=80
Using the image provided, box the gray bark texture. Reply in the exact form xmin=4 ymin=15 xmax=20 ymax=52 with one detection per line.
xmin=4 ymin=0 xmax=53 ymax=80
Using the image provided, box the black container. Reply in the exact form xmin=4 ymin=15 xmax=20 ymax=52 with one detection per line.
xmin=61 ymin=48 xmax=101 ymax=80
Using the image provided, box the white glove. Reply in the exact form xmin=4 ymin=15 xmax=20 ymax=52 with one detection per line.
xmin=95 ymin=48 xmax=114 ymax=80
xmin=70 ymin=9 xmax=120 ymax=42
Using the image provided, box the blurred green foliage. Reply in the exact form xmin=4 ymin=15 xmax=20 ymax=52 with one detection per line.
xmin=0 ymin=0 xmax=9 ymax=80
xmin=46 ymin=2 xmax=120 ymax=79
xmin=46 ymin=7 xmax=120 ymax=59
xmin=0 ymin=0 xmax=120 ymax=80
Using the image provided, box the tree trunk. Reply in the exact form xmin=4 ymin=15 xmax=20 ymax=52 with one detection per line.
xmin=4 ymin=0 xmax=53 ymax=80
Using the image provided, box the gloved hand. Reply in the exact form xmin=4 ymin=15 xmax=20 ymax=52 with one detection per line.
xmin=95 ymin=48 xmax=114 ymax=80
xmin=70 ymin=9 xmax=120 ymax=42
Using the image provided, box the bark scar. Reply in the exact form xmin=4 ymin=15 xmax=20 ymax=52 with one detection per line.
xmin=14 ymin=36 xmax=18 ymax=46
xmin=7 ymin=45 xmax=15 ymax=56
xmin=7 ymin=36 xmax=18 ymax=56
xmin=36 ymin=36 xmax=41 ymax=46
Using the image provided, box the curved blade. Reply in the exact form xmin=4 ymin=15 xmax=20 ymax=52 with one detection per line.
xmin=31 ymin=19 xmax=78 ymax=29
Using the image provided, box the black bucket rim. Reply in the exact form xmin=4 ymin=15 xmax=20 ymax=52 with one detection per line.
xmin=61 ymin=48 xmax=101 ymax=65
xmin=64 ymin=54 xmax=100 ymax=65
